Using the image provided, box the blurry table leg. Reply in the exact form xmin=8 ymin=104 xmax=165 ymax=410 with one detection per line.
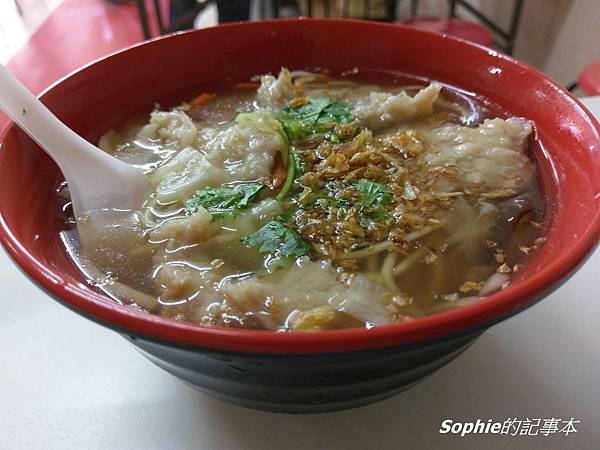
xmin=217 ymin=0 xmax=251 ymax=22
xmin=14 ymin=0 xmax=23 ymax=16
xmin=134 ymin=0 xmax=152 ymax=40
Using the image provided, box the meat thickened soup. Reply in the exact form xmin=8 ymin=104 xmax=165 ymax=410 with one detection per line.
xmin=61 ymin=69 xmax=547 ymax=331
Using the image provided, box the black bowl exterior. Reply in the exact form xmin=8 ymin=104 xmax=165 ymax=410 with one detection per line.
xmin=124 ymin=331 xmax=482 ymax=413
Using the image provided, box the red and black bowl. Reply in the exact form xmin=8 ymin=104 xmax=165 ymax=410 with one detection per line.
xmin=0 ymin=19 xmax=599 ymax=413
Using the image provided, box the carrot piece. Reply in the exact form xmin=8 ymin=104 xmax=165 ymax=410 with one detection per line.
xmin=189 ymin=92 xmax=215 ymax=109
xmin=235 ymin=81 xmax=260 ymax=89
xmin=272 ymin=152 xmax=287 ymax=190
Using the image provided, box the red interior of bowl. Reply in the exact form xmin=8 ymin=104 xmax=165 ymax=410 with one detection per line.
xmin=1 ymin=19 xmax=599 ymax=353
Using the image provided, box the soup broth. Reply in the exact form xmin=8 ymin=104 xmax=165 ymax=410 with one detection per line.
xmin=60 ymin=69 xmax=546 ymax=331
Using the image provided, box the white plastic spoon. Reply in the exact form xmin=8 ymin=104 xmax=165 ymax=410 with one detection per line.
xmin=0 ymin=64 xmax=149 ymax=218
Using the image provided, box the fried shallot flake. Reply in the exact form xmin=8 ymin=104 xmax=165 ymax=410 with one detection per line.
xmin=497 ymin=263 xmax=512 ymax=273
xmin=459 ymin=281 xmax=483 ymax=293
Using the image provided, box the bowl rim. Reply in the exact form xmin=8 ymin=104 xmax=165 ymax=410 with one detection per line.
xmin=1 ymin=18 xmax=599 ymax=354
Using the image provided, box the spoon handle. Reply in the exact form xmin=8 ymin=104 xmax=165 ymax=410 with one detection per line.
xmin=0 ymin=64 xmax=115 ymax=180
xmin=0 ymin=64 xmax=148 ymax=216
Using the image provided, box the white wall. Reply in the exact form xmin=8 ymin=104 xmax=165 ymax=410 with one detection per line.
xmin=537 ymin=0 xmax=600 ymax=85
xmin=399 ymin=0 xmax=600 ymax=87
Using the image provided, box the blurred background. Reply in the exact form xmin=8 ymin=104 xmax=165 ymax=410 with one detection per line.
xmin=0 ymin=0 xmax=599 ymax=97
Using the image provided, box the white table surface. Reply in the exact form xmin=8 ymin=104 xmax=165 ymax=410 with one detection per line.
xmin=1 ymin=97 xmax=599 ymax=450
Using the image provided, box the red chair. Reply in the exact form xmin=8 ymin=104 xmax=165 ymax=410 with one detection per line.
xmin=399 ymin=0 xmax=525 ymax=55
xmin=577 ymin=61 xmax=600 ymax=96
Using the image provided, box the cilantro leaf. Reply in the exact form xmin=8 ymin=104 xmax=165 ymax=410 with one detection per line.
xmin=241 ymin=220 xmax=310 ymax=268
xmin=289 ymin=97 xmax=332 ymax=128
xmin=369 ymin=207 xmax=392 ymax=220
xmin=187 ymin=183 xmax=264 ymax=219
xmin=316 ymin=100 xmax=355 ymax=128
xmin=273 ymin=112 xmax=308 ymax=142
xmin=325 ymin=131 xmax=341 ymax=143
xmin=275 ymin=97 xmax=356 ymax=142
xmin=354 ymin=179 xmax=393 ymax=207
